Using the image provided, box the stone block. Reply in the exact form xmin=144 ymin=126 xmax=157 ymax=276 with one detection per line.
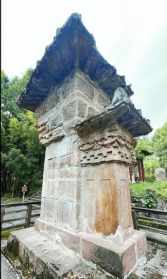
xmin=80 ymin=234 xmax=123 ymax=277
xmin=62 ymin=101 xmax=77 ymax=121
xmin=46 ymin=137 xmax=73 ymax=159
xmin=80 ymin=231 xmax=146 ymax=278
xmin=35 ymin=220 xmax=80 ymax=252
xmin=122 ymin=243 xmax=136 ymax=275
xmin=131 ymin=230 xmax=147 ymax=259
xmin=87 ymin=106 xmax=98 ymax=118
xmin=94 ymin=90 xmax=110 ymax=108
xmin=59 ymin=166 xmax=79 ymax=179
xmin=77 ymin=99 xmax=88 ymax=118
xmin=6 ymin=228 xmax=81 ymax=278
xmin=75 ymin=75 xmax=94 ymax=100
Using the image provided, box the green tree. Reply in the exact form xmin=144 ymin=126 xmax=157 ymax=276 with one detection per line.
xmin=1 ymin=70 xmax=44 ymax=197
xmin=144 ymin=157 xmax=160 ymax=181
xmin=153 ymin=122 xmax=167 ymax=169
xmin=135 ymin=122 xmax=167 ymax=181
xmin=135 ymin=138 xmax=153 ymax=160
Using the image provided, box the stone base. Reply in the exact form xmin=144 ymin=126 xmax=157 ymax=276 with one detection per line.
xmin=35 ymin=219 xmax=81 ymax=252
xmin=5 ymin=227 xmax=118 ymax=279
xmin=6 ymin=221 xmax=147 ymax=278
xmin=6 ymin=227 xmax=81 ymax=278
xmin=80 ymin=231 xmax=146 ymax=278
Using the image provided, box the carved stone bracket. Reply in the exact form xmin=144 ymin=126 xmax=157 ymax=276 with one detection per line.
xmin=37 ymin=120 xmax=65 ymax=145
xmin=79 ymin=133 xmax=136 ymax=166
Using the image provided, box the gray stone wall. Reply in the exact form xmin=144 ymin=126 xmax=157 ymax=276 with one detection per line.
xmin=40 ymin=135 xmax=80 ymax=230
xmin=35 ymin=71 xmax=110 ymax=145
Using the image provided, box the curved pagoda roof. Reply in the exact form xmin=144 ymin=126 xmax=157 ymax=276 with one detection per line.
xmin=18 ymin=13 xmax=134 ymax=111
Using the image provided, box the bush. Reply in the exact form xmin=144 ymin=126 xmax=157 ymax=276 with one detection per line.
xmin=142 ymin=189 xmax=158 ymax=208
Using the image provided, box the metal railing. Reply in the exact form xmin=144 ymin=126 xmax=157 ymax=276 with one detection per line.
xmin=132 ymin=206 xmax=167 ymax=235
xmin=1 ymin=201 xmax=41 ymax=230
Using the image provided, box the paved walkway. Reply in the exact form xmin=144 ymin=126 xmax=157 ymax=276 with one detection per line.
xmin=1 ymin=240 xmax=20 ymax=279
xmin=1 ymin=253 xmax=20 ymax=279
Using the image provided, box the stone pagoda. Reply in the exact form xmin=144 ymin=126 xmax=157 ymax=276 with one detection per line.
xmin=8 ymin=14 xmax=152 ymax=278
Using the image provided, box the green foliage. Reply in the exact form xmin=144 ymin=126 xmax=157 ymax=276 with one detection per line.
xmin=144 ymin=157 xmax=160 ymax=181
xmin=1 ymin=70 xmax=44 ymax=197
xmin=153 ymin=122 xmax=167 ymax=169
xmin=130 ymin=180 xmax=167 ymax=199
xmin=142 ymin=189 xmax=158 ymax=208
xmin=135 ymin=122 xmax=167 ymax=180
xmin=1 ymin=230 xmax=12 ymax=239
xmin=135 ymin=138 xmax=153 ymax=159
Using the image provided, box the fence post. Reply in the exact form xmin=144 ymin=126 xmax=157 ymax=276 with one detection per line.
xmin=25 ymin=204 xmax=32 ymax=228
xmin=132 ymin=209 xmax=138 ymax=230
xmin=1 ymin=205 xmax=5 ymax=224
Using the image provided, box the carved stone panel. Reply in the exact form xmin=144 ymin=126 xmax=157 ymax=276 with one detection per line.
xmin=37 ymin=120 xmax=65 ymax=145
xmin=79 ymin=131 xmax=136 ymax=166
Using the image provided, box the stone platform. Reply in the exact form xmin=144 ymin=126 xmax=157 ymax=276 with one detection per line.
xmin=6 ymin=227 xmax=81 ymax=278
xmin=6 ymin=226 xmax=146 ymax=278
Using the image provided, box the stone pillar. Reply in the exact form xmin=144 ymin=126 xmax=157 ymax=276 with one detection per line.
xmin=34 ymin=71 xmax=111 ymax=240
xmin=32 ymin=72 xmax=147 ymax=278
xmin=78 ymin=126 xmax=134 ymax=235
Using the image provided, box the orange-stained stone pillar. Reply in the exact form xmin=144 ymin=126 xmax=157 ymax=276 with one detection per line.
xmin=79 ymin=127 xmax=134 ymax=235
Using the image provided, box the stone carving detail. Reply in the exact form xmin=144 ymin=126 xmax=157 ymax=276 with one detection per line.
xmin=111 ymin=87 xmax=131 ymax=107
xmin=79 ymin=133 xmax=136 ymax=165
xmin=37 ymin=119 xmax=65 ymax=145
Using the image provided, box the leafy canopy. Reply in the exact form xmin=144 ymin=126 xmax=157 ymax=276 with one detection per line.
xmin=1 ymin=70 xmax=44 ymax=196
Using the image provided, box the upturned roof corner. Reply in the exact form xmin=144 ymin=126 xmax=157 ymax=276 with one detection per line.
xmin=17 ymin=13 xmax=134 ymax=111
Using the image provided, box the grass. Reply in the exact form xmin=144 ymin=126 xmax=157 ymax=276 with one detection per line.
xmin=2 ymin=193 xmax=23 ymax=204
xmin=130 ymin=180 xmax=167 ymax=199
xmin=1 ymin=227 xmax=24 ymax=240
xmin=1 ymin=229 xmax=13 ymax=239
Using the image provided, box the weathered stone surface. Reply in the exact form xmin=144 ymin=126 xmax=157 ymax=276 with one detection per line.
xmin=122 ymin=243 xmax=136 ymax=275
xmin=81 ymin=236 xmax=123 ymax=277
xmin=87 ymin=106 xmax=98 ymax=118
xmin=80 ymin=230 xmax=146 ymax=278
xmin=77 ymin=99 xmax=87 ymax=118
xmin=36 ymin=72 xmax=111 ymax=145
xmin=62 ymin=101 xmax=77 ymax=122
xmin=79 ymin=128 xmax=135 ymax=166
xmin=6 ymin=228 xmax=81 ymax=278
xmin=35 ymin=220 xmax=81 ymax=252
xmin=6 ymin=227 xmax=147 ymax=279
xmin=75 ymin=74 xmax=94 ymax=100
xmin=76 ymin=101 xmax=152 ymax=138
